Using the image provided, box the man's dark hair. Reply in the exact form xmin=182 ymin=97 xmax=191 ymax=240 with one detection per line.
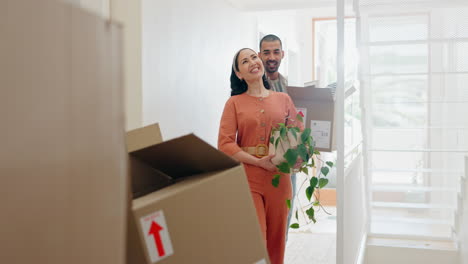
xmin=259 ymin=34 xmax=283 ymax=50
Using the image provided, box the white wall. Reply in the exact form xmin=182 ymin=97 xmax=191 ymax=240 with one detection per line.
xmin=110 ymin=0 xmax=143 ymax=131
xmin=142 ymin=0 xmax=257 ymax=146
xmin=255 ymin=7 xmax=355 ymax=87
xmin=295 ymin=7 xmax=335 ymax=85
xmin=344 ymin=154 xmax=367 ymax=264
xmin=461 ymin=155 xmax=468 ymax=263
xmin=71 ymin=0 xmax=143 ymax=131
xmin=75 ymin=0 xmax=110 ymax=18
xmin=255 ymin=10 xmax=299 ymax=84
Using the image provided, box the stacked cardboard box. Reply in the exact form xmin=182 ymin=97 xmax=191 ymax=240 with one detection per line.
xmin=287 ymin=86 xmax=336 ymax=153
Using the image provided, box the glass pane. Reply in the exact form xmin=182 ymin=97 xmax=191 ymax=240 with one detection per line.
xmin=372 ymin=128 xmax=427 ymax=149
xmin=455 ymin=42 xmax=468 ymax=72
xmin=430 ymin=74 xmax=468 ymax=99
xmin=372 ymin=103 xmax=426 ymax=128
xmin=430 ymin=8 xmax=468 ymax=39
xmin=368 ymin=15 xmax=428 ymax=42
xmin=345 ymin=91 xmax=362 ymax=152
xmin=430 ymin=42 xmax=468 ymax=73
xmin=370 ymin=44 xmax=428 ymax=74
xmin=371 ymin=75 xmax=427 ymax=103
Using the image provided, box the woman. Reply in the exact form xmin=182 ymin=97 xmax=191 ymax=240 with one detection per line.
xmin=218 ymin=48 xmax=303 ymax=264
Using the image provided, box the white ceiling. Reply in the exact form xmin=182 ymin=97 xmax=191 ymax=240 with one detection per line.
xmin=225 ymin=0 xmax=468 ymax=12
xmin=225 ymin=0 xmax=338 ymax=11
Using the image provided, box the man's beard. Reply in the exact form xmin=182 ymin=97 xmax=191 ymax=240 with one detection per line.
xmin=265 ymin=64 xmax=279 ymax=73
xmin=265 ymin=60 xmax=280 ymax=73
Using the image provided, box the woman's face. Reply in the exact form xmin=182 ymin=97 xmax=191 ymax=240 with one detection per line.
xmin=235 ymin=49 xmax=264 ymax=83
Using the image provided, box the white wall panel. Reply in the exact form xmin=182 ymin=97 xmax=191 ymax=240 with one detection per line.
xmin=344 ymin=155 xmax=367 ymax=263
xmin=461 ymin=156 xmax=468 ymax=263
xmin=142 ymin=0 xmax=257 ymax=146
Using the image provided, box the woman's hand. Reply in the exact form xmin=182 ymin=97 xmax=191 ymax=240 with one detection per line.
xmin=293 ymin=158 xmax=303 ymax=170
xmin=256 ymin=154 xmax=277 ymax=172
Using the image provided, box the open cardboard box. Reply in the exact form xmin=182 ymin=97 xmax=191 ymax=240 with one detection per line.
xmin=126 ymin=124 xmax=270 ymax=264
xmin=287 ymin=86 xmax=336 ymax=153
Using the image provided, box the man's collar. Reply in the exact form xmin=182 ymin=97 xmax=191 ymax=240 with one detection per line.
xmin=267 ymin=72 xmax=284 ymax=81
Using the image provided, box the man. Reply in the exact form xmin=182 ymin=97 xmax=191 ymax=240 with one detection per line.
xmin=259 ymin=34 xmax=295 ymax=239
xmin=259 ymin=34 xmax=288 ymax=94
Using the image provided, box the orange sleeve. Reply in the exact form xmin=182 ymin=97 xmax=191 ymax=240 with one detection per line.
xmin=286 ymin=94 xmax=305 ymax=131
xmin=218 ymin=98 xmax=242 ymax=156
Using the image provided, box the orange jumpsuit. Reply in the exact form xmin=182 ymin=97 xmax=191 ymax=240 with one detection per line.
xmin=218 ymin=91 xmax=302 ymax=264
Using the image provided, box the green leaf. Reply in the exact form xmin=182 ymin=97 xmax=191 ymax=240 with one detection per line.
xmin=295 ymin=210 xmax=298 ymax=220
xmin=291 ymin=127 xmax=300 ymax=133
xmin=310 ymin=177 xmax=318 ymax=188
xmin=321 ymin=166 xmax=330 ymax=176
xmin=290 ymin=223 xmax=300 ymax=229
xmin=272 ymin=177 xmax=280 ymax=188
xmin=306 ymin=207 xmax=316 ymax=223
xmin=280 ymin=126 xmax=287 ymax=140
xmin=277 ymin=162 xmax=290 ymax=173
xmin=326 ymin=161 xmax=334 ymax=167
xmin=290 ymin=128 xmax=298 ymax=140
xmin=300 ymin=128 xmax=311 ymax=143
xmin=286 ymin=199 xmax=291 ymax=209
xmin=319 ymin=178 xmax=329 ymax=189
xmin=284 ymin=149 xmax=298 ymax=167
xmin=270 ymin=136 xmax=275 ymax=144
xmin=305 ymin=186 xmax=314 ymax=201
xmin=313 ymin=149 xmax=320 ymax=155
xmin=297 ymin=144 xmax=308 ymax=162
xmin=308 ymin=143 xmax=315 ymax=155
xmin=313 ymin=201 xmax=320 ymax=206
xmin=296 ymin=113 xmax=304 ymax=123
xmin=272 ymin=174 xmax=281 ymax=188
xmin=275 ymin=136 xmax=280 ymax=149
xmin=301 ymin=167 xmax=309 ymax=175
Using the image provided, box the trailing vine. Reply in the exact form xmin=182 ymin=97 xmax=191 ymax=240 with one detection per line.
xmin=270 ymin=113 xmax=334 ymax=227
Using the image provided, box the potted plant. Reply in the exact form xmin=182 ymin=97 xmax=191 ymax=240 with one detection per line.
xmin=269 ymin=113 xmax=334 ymax=227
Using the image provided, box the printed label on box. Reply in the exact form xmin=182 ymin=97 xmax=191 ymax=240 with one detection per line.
xmin=311 ymin=120 xmax=331 ymax=149
xmin=296 ymin=107 xmax=307 ymax=123
xmin=140 ymin=210 xmax=174 ymax=263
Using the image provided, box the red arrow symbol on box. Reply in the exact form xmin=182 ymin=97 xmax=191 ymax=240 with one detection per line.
xmin=148 ymin=221 xmax=165 ymax=257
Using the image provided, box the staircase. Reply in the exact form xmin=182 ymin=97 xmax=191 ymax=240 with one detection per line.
xmin=366 ymin=236 xmax=458 ymax=264
xmin=357 ymin=5 xmax=468 ymax=263
xmin=365 ymin=157 xmax=467 ymax=263
xmin=369 ymin=164 xmax=464 ymax=241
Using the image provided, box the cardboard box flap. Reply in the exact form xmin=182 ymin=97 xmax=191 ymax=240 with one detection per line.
xmin=130 ymin=134 xmax=239 ymax=179
xmin=287 ymin=86 xmax=334 ymax=102
xmin=126 ymin=123 xmax=163 ymax=153
xmin=130 ymin=156 xmax=172 ymax=199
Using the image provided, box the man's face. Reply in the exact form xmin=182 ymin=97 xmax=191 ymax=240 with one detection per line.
xmin=259 ymin=40 xmax=284 ymax=74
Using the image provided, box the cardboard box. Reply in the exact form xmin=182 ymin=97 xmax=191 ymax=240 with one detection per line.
xmin=287 ymin=86 xmax=336 ymax=152
xmin=126 ymin=124 xmax=270 ymax=264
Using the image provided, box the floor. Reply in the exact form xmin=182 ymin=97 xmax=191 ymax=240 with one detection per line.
xmin=284 ymin=206 xmax=337 ymax=264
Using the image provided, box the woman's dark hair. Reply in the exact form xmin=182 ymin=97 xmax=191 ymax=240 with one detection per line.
xmin=230 ymin=48 xmax=270 ymax=96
